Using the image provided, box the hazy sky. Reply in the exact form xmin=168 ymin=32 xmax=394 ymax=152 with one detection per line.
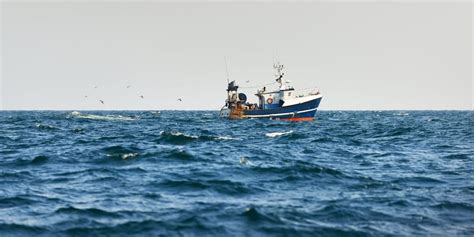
xmin=1 ymin=1 xmax=472 ymax=110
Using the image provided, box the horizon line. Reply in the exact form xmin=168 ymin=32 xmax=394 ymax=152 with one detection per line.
xmin=0 ymin=109 xmax=472 ymax=112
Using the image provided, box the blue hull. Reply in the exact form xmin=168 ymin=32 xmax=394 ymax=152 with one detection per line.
xmin=243 ymin=97 xmax=322 ymax=120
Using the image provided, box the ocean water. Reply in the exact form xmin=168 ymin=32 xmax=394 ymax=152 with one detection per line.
xmin=0 ymin=110 xmax=473 ymax=236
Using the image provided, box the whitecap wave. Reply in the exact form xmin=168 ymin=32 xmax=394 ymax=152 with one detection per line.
xmin=35 ymin=123 xmax=58 ymax=130
xmin=265 ymin=130 xmax=294 ymax=138
xmin=121 ymin=153 xmax=139 ymax=160
xmin=68 ymin=111 xmax=136 ymax=121
xmin=173 ymin=132 xmax=199 ymax=139
xmin=240 ymin=157 xmax=253 ymax=166
xmin=159 ymin=131 xmax=199 ymax=139
xmin=158 ymin=131 xmax=240 ymax=142
xmin=216 ymin=136 xmax=236 ymax=140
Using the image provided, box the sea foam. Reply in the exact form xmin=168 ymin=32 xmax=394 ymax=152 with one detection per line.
xmin=265 ymin=130 xmax=294 ymax=138
xmin=68 ymin=111 xmax=136 ymax=121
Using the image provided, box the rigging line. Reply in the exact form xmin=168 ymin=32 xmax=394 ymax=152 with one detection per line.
xmin=240 ymin=81 xmax=277 ymax=89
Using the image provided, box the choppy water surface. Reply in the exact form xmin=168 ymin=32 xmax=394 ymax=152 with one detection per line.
xmin=0 ymin=111 xmax=473 ymax=236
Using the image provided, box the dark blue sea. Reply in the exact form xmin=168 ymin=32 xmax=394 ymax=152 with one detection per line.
xmin=0 ymin=111 xmax=473 ymax=236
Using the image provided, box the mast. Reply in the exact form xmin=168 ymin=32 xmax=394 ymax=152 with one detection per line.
xmin=224 ymin=57 xmax=230 ymax=84
xmin=273 ymin=62 xmax=285 ymax=88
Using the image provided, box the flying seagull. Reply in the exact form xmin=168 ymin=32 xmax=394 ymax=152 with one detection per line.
xmin=84 ymin=95 xmax=88 ymax=98
xmin=99 ymin=100 xmax=104 ymax=105
xmin=140 ymin=95 xmax=144 ymax=99
xmin=177 ymin=98 xmax=182 ymax=102
xmin=245 ymin=80 xmax=250 ymax=83
xmin=126 ymin=85 xmax=131 ymax=88
xmin=94 ymin=85 xmax=98 ymax=89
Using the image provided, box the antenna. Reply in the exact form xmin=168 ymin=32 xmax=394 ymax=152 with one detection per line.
xmin=224 ymin=56 xmax=230 ymax=84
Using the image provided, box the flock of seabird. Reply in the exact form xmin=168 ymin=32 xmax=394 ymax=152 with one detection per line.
xmin=84 ymin=79 xmax=253 ymax=105
xmin=85 ymin=85 xmax=183 ymax=105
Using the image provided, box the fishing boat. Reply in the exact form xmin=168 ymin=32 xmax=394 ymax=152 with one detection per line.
xmin=219 ymin=63 xmax=322 ymax=121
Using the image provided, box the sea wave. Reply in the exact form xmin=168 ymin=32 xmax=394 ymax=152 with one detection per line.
xmin=54 ymin=206 xmax=122 ymax=218
xmin=4 ymin=155 xmax=50 ymax=167
xmin=0 ymin=110 xmax=473 ymax=236
xmin=101 ymin=145 xmax=141 ymax=161
xmin=156 ymin=131 xmax=237 ymax=145
xmin=68 ymin=111 xmax=137 ymax=121
xmin=35 ymin=123 xmax=59 ymax=130
xmin=158 ymin=178 xmax=262 ymax=195
xmin=265 ymin=130 xmax=294 ymax=138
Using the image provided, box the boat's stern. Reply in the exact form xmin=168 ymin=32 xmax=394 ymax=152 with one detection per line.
xmin=219 ymin=107 xmax=230 ymax=118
